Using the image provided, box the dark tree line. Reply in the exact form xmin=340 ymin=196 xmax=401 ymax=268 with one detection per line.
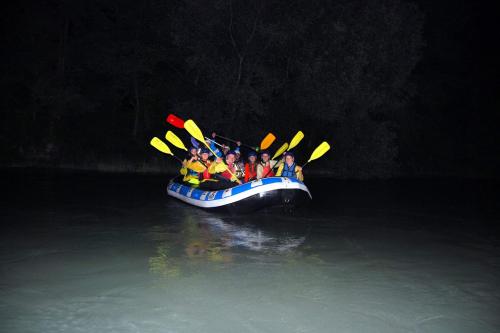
xmin=1 ymin=0 xmax=497 ymax=177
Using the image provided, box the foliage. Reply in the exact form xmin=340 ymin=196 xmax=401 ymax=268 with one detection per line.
xmin=1 ymin=0 xmax=431 ymax=177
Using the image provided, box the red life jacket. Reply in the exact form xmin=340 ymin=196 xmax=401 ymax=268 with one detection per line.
xmin=261 ymin=162 xmax=275 ymax=178
xmin=245 ymin=162 xmax=257 ymax=182
xmin=200 ymin=160 xmax=211 ymax=180
xmin=221 ymin=163 xmax=236 ymax=181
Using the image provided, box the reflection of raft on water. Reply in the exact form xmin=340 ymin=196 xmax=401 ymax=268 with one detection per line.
xmin=167 ymin=176 xmax=312 ymax=212
xmin=202 ymin=217 xmax=306 ymax=252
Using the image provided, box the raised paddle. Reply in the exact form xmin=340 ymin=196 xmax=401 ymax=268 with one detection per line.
xmin=205 ymin=137 xmax=224 ymax=148
xmin=260 ymin=133 xmax=276 ymax=150
xmin=288 ymin=131 xmax=304 ymax=150
xmin=184 ymin=119 xmax=241 ymax=184
xmin=211 ymin=132 xmax=275 ymax=152
xmin=150 ymin=137 xmax=183 ymax=163
xmin=214 ymin=134 xmax=266 ymax=152
xmin=272 ymin=142 xmax=289 ymax=160
xmin=166 ymin=114 xmax=185 ymax=129
xmin=302 ymin=142 xmax=331 ymax=168
xmin=165 ymin=131 xmax=188 ymax=151
xmin=190 ymin=136 xmax=199 ymax=149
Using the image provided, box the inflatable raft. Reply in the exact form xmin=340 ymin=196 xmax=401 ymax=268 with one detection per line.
xmin=167 ymin=176 xmax=312 ymax=212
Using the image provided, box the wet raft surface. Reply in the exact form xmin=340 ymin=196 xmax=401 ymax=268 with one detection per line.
xmin=1 ymin=170 xmax=499 ymax=333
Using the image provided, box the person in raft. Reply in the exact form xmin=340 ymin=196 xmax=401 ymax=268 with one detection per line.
xmin=244 ymin=151 xmax=258 ymax=182
xmin=198 ymin=147 xmax=212 ymax=181
xmin=256 ymin=150 xmax=278 ymax=179
xmin=276 ymin=151 xmax=304 ymax=181
xmin=180 ymin=147 xmax=205 ymax=186
xmin=181 ymin=146 xmax=198 ymax=167
xmin=208 ymin=150 xmax=241 ymax=188
xmin=180 ymin=146 xmax=197 ymax=176
xmin=234 ymin=147 xmax=245 ymax=182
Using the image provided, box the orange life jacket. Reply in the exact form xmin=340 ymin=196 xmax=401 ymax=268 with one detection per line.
xmin=261 ymin=162 xmax=275 ymax=178
xmin=245 ymin=162 xmax=257 ymax=182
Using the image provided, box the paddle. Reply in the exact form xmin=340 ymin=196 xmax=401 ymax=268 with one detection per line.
xmin=150 ymin=137 xmax=183 ymax=163
xmin=214 ymin=133 xmax=274 ymax=152
xmin=213 ymin=134 xmax=251 ymax=150
xmin=166 ymin=114 xmax=185 ymax=128
xmin=190 ymin=136 xmax=199 ymax=149
xmin=260 ymin=133 xmax=276 ymax=150
xmin=288 ymin=131 xmax=304 ymax=150
xmin=184 ymin=119 xmax=241 ymax=184
xmin=302 ymin=142 xmax=331 ymax=168
xmin=272 ymin=142 xmax=289 ymax=160
xmin=210 ymin=132 xmax=275 ymax=152
xmin=165 ymin=131 xmax=188 ymax=151
xmin=205 ymin=137 xmax=224 ymax=148
xmin=172 ymin=133 xmax=212 ymax=169
xmin=168 ymin=113 xmax=274 ymax=152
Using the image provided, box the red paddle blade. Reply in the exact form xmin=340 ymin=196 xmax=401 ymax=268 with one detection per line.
xmin=166 ymin=114 xmax=185 ymax=129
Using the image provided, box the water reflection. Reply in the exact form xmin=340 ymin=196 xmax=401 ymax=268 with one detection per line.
xmin=148 ymin=212 xmax=309 ymax=278
xmin=202 ymin=217 xmax=306 ymax=252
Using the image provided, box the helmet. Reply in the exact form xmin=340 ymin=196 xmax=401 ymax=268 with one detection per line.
xmin=199 ymin=147 xmax=210 ymax=154
xmin=284 ymin=151 xmax=294 ymax=158
xmin=247 ymin=151 xmax=257 ymax=158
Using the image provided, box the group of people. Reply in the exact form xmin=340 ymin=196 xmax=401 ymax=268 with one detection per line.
xmin=180 ymin=136 xmax=303 ymax=190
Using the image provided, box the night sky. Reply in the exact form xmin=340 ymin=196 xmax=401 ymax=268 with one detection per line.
xmin=2 ymin=0 xmax=499 ymax=179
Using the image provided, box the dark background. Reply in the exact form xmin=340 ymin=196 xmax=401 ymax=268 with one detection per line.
xmin=2 ymin=0 xmax=498 ymax=178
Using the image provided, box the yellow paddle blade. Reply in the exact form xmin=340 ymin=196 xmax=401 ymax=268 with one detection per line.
xmin=260 ymin=133 xmax=276 ymax=150
xmin=165 ymin=130 xmax=188 ymax=151
xmin=184 ymin=119 xmax=205 ymax=144
xmin=272 ymin=142 xmax=289 ymax=160
xmin=184 ymin=119 xmax=217 ymax=155
xmin=150 ymin=137 xmax=173 ymax=155
xmin=288 ymin=131 xmax=304 ymax=150
xmin=307 ymin=142 xmax=331 ymax=163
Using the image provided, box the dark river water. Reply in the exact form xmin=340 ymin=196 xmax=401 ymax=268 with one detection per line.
xmin=1 ymin=169 xmax=499 ymax=332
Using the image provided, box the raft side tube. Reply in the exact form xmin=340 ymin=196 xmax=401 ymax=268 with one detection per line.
xmin=167 ymin=177 xmax=311 ymax=209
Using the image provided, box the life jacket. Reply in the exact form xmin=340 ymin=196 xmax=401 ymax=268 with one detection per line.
xmin=200 ymin=160 xmax=211 ymax=180
xmin=235 ymin=162 xmax=245 ymax=179
xmin=245 ymin=162 xmax=257 ymax=182
xmin=184 ymin=159 xmax=205 ymax=185
xmin=187 ymin=168 xmax=199 ymax=177
xmin=281 ymin=163 xmax=296 ymax=178
xmin=221 ymin=163 xmax=237 ymax=181
xmin=261 ymin=161 xmax=275 ymax=178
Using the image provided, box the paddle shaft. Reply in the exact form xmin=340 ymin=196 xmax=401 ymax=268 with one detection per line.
xmin=215 ymin=134 xmax=256 ymax=150
xmin=162 ymin=153 xmax=183 ymax=164
xmin=205 ymin=137 xmax=224 ymax=148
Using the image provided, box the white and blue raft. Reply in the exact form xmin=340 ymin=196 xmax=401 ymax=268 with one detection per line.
xmin=167 ymin=176 xmax=312 ymax=212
